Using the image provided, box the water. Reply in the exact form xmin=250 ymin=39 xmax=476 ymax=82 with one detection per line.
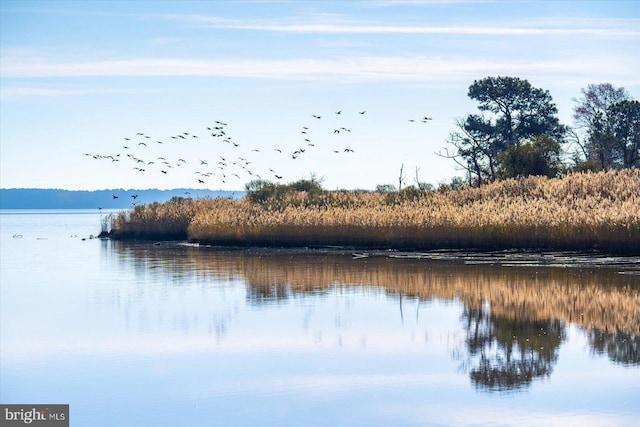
xmin=1 ymin=210 xmax=639 ymax=426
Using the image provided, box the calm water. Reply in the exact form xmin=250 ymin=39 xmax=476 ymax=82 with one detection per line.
xmin=1 ymin=210 xmax=639 ymax=427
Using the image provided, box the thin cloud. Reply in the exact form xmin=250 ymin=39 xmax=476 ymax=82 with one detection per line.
xmin=2 ymin=56 xmax=638 ymax=84
xmin=167 ymin=14 xmax=640 ymax=37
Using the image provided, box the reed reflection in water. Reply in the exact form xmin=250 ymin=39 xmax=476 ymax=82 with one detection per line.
xmin=104 ymin=241 xmax=640 ymax=394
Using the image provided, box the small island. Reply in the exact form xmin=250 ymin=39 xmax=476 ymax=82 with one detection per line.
xmin=102 ymin=169 xmax=640 ymax=255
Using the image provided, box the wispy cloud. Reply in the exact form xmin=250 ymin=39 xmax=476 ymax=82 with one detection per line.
xmin=3 ymin=55 xmax=638 ymax=85
xmin=166 ymin=14 xmax=640 ymax=37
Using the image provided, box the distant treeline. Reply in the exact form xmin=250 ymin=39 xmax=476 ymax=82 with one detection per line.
xmin=0 ymin=188 xmax=243 ymax=209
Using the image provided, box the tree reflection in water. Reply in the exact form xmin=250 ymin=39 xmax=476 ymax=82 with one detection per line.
xmin=588 ymin=329 xmax=640 ymax=366
xmin=461 ymin=305 xmax=566 ymax=392
xmin=106 ymin=242 xmax=640 ymax=388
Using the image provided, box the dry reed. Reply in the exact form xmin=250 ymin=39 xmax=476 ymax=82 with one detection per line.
xmin=107 ymin=170 xmax=640 ymax=253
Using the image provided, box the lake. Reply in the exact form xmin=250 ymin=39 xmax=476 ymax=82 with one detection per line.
xmin=1 ymin=210 xmax=639 ymax=426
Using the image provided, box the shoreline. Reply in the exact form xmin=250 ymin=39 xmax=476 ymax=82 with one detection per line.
xmin=101 ymin=238 xmax=640 ymax=272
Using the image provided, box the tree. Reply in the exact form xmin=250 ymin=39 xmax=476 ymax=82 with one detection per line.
xmin=571 ymin=83 xmax=632 ymax=169
xmin=443 ymin=114 xmax=497 ymax=186
xmin=573 ymin=83 xmax=630 ymax=130
xmin=607 ymin=100 xmax=640 ymax=168
xmin=441 ymin=76 xmax=565 ymax=185
xmin=498 ymin=135 xmax=562 ymax=178
xmin=468 ymin=76 xmax=564 ymax=149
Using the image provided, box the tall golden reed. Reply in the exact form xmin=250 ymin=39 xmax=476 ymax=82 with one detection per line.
xmin=107 ymin=170 xmax=640 ymax=253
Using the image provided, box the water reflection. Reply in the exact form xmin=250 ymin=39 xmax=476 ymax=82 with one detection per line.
xmin=588 ymin=329 xmax=640 ymax=366
xmin=103 ymin=241 xmax=640 ymax=390
xmin=460 ymin=306 xmax=565 ymax=392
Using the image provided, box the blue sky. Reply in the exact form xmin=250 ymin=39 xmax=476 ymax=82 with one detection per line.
xmin=1 ymin=0 xmax=639 ymax=191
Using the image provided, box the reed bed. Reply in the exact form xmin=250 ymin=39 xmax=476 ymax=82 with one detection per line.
xmin=107 ymin=170 xmax=640 ymax=253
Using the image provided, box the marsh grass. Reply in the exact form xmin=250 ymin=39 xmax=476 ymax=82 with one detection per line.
xmin=107 ymin=170 xmax=640 ymax=253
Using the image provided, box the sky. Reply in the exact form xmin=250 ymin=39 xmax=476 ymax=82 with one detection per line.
xmin=1 ymin=0 xmax=639 ymax=191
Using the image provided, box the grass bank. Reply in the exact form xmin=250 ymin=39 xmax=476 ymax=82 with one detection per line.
xmin=105 ymin=169 xmax=640 ymax=254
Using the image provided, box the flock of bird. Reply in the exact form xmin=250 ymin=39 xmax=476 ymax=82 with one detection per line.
xmin=83 ymin=110 xmax=432 ymax=204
